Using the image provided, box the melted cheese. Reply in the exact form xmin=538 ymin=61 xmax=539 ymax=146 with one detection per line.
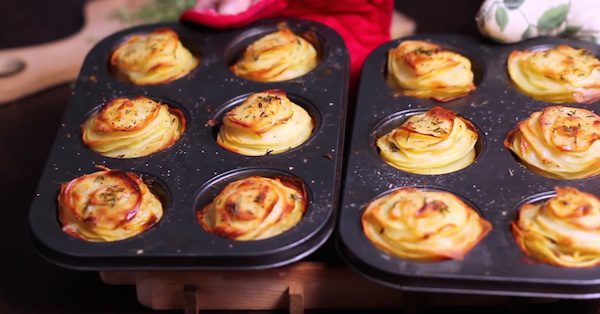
xmin=508 ymin=45 xmax=600 ymax=103
xmin=230 ymin=27 xmax=318 ymax=82
xmin=504 ymin=106 xmax=600 ymax=179
xmin=217 ymin=90 xmax=314 ymax=156
xmin=197 ymin=176 xmax=307 ymax=240
xmin=58 ymin=168 xmax=163 ymax=242
xmin=377 ymin=106 xmax=478 ymax=174
xmin=82 ymin=96 xmax=186 ymax=158
xmin=362 ymin=187 xmax=491 ymax=261
xmin=513 ymin=187 xmax=600 ymax=267
xmin=111 ymin=28 xmax=198 ymax=85
xmin=387 ymin=40 xmax=475 ymax=101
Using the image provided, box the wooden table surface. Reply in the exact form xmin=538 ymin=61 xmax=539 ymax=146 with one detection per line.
xmin=1 ymin=0 xmax=599 ymax=313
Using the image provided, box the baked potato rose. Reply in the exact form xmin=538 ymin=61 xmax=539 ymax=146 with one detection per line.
xmin=197 ymin=176 xmax=307 ymax=241
xmin=513 ymin=187 xmax=600 ymax=267
xmin=58 ymin=167 xmax=163 ymax=242
xmin=217 ymin=90 xmax=314 ymax=156
xmin=230 ymin=27 xmax=318 ymax=82
xmin=508 ymin=45 xmax=600 ymax=103
xmin=377 ymin=106 xmax=478 ymax=175
xmin=110 ymin=28 xmax=198 ymax=85
xmin=362 ymin=187 xmax=491 ymax=261
xmin=504 ymin=106 xmax=600 ymax=180
xmin=387 ymin=40 xmax=475 ymax=101
xmin=82 ymin=96 xmax=186 ymax=158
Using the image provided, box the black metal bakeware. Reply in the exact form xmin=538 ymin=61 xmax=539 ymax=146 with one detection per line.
xmin=28 ymin=19 xmax=349 ymax=270
xmin=337 ymin=34 xmax=600 ymax=298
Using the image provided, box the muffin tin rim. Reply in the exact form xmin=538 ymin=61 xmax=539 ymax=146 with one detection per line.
xmin=79 ymin=94 xmax=191 ymax=160
xmin=368 ymin=107 xmax=489 ymax=176
xmin=191 ymin=166 xmax=323 ymax=243
xmin=207 ymin=91 xmax=324 ymax=157
xmin=223 ymin=23 xmax=329 ymax=83
xmin=106 ymin=27 xmax=203 ymax=86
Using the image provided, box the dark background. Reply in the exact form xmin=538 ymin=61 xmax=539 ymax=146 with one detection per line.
xmin=0 ymin=0 xmax=598 ymax=313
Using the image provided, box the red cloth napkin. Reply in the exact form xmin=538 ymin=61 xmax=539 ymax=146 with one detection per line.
xmin=180 ymin=0 xmax=393 ymax=83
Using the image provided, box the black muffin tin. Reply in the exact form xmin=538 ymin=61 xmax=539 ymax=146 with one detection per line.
xmin=337 ymin=34 xmax=600 ymax=298
xmin=28 ymin=19 xmax=349 ymax=270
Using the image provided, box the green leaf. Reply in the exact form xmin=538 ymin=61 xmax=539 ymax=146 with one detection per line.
xmin=111 ymin=0 xmax=196 ymax=23
xmin=496 ymin=7 xmax=509 ymax=32
xmin=111 ymin=8 xmax=133 ymax=23
xmin=521 ymin=26 xmax=533 ymax=40
xmin=537 ymin=4 xmax=569 ymax=32
xmin=561 ymin=25 xmax=582 ymax=36
xmin=504 ymin=0 xmax=524 ymax=10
